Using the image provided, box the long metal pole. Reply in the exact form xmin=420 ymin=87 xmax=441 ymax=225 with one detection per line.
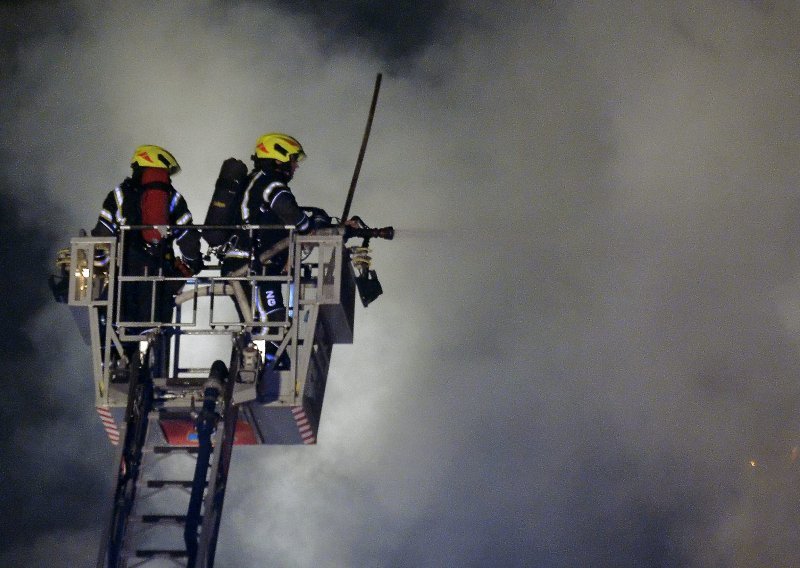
xmin=341 ymin=73 xmax=382 ymax=223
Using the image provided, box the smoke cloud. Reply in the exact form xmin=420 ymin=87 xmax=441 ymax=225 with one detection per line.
xmin=2 ymin=1 xmax=800 ymax=566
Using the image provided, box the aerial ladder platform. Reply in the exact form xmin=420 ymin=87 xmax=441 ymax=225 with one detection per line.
xmin=59 ymin=221 xmax=391 ymax=567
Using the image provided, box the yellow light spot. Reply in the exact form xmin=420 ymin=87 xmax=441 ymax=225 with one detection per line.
xmin=749 ymin=460 xmax=757 ymax=468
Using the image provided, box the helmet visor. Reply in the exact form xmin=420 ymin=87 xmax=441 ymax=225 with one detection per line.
xmin=156 ymin=153 xmax=180 ymax=175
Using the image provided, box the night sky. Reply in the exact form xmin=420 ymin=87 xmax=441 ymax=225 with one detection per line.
xmin=2 ymin=1 xmax=800 ymax=566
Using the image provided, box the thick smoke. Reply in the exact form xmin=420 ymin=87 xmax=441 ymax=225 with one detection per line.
xmin=2 ymin=1 xmax=800 ymax=566
xmin=267 ymin=0 xmax=453 ymax=64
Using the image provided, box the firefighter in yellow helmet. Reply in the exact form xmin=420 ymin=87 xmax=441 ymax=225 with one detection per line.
xmin=203 ymin=133 xmax=331 ymax=367
xmin=91 ymin=145 xmax=203 ymax=335
xmin=247 ymin=132 xmax=312 ymax=226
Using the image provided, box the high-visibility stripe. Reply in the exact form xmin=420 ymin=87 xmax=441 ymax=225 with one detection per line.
xmin=265 ymin=184 xmax=288 ymax=208
xmin=113 ymin=187 xmax=124 ymax=209
xmin=291 ymin=406 xmax=316 ymax=444
xmin=96 ymin=406 xmax=120 ymax=446
xmin=112 ymin=187 xmax=126 ymax=225
xmin=254 ymin=293 xmax=267 ymax=322
xmin=241 ymin=171 xmax=263 ymax=222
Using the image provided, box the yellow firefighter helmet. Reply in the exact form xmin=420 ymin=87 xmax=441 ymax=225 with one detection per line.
xmin=253 ymin=133 xmax=306 ymax=163
xmin=130 ymin=145 xmax=181 ymax=175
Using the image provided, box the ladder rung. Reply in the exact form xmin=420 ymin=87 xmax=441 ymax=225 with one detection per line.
xmin=147 ymin=480 xmax=196 ymax=488
xmin=133 ymin=514 xmax=203 ymax=524
xmin=136 ymin=549 xmax=189 ymax=558
xmin=138 ymin=514 xmax=190 ymax=523
xmin=151 ymin=445 xmax=201 ymax=454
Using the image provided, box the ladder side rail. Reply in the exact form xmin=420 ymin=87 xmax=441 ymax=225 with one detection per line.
xmin=197 ymin=403 xmax=238 ymax=568
xmin=184 ymin=374 xmax=223 ymax=566
xmin=196 ymin=352 xmax=241 ymax=568
xmin=101 ymin=349 xmax=152 ymax=568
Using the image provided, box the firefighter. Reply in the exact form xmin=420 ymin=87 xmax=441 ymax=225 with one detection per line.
xmin=206 ymin=133 xmax=327 ymax=366
xmin=92 ymin=145 xmax=203 ymax=333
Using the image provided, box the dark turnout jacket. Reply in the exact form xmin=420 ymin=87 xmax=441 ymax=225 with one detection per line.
xmin=222 ymin=168 xmax=311 ymax=262
xmin=91 ymin=177 xmax=201 ymax=263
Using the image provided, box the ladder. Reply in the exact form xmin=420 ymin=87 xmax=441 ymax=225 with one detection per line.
xmin=100 ymin=347 xmax=242 ymax=567
xmin=61 ymin=224 xmax=390 ymax=567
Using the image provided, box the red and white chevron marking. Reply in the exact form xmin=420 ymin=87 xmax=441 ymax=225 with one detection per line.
xmin=291 ymin=406 xmax=316 ymax=445
xmin=96 ymin=406 xmax=120 ymax=446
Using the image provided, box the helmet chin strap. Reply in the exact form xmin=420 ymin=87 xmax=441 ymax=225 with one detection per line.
xmin=276 ymin=163 xmax=294 ymax=182
xmin=254 ymin=158 xmax=294 ymax=182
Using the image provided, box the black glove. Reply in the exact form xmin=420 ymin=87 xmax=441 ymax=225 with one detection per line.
xmin=304 ymin=206 xmax=332 ymax=229
xmin=185 ymin=256 xmax=205 ymax=275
